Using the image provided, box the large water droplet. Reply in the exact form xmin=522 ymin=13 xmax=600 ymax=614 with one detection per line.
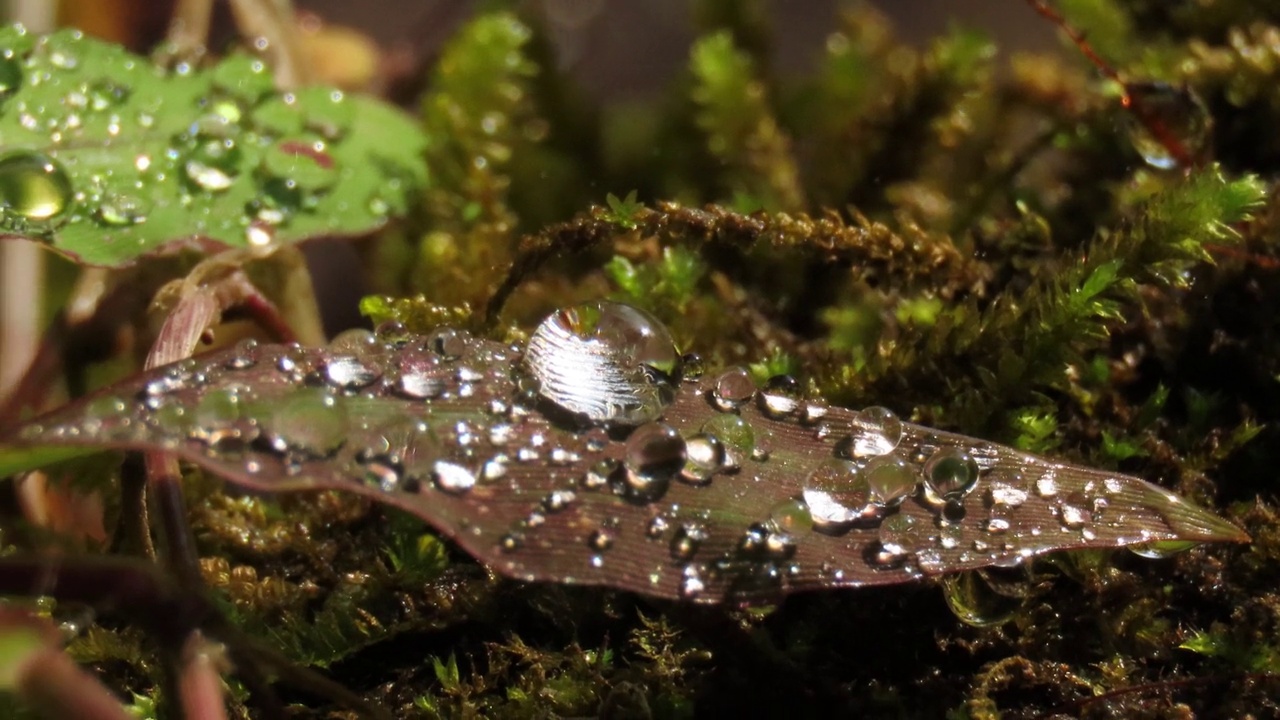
xmin=0 ymin=52 xmax=24 ymax=108
xmin=0 ymin=152 xmax=73 ymax=221
xmin=864 ymin=455 xmax=916 ymax=506
xmin=701 ymin=413 xmax=755 ymax=459
xmin=263 ymin=389 xmax=348 ymax=456
xmin=95 ymin=192 xmax=148 ymax=226
xmin=1123 ymin=82 xmax=1212 ymax=170
xmin=261 ymin=136 xmax=338 ymax=195
xmin=759 ymin=375 xmax=801 ymax=418
xmin=850 ymin=406 xmax=902 ymax=457
xmin=802 ymin=459 xmax=883 ymax=530
xmin=680 ymin=433 xmax=725 ymax=485
xmin=524 ymin=302 xmax=680 ymax=426
xmin=767 ymin=497 xmax=813 ymax=535
xmin=324 ymin=355 xmax=380 ymax=389
xmin=432 ymin=460 xmax=476 ymax=495
xmin=709 ymin=366 xmax=755 ymax=411
xmin=941 ymin=570 xmax=1025 ymax=627
xmin=922 ymin=447 xmax=980 ymax=506
xmin=619 ymin=422 xmax=685 ymax=502
xmin=184 ymin=138 xmax=241 ymax=192
xmin=878 ymin=512 xmax=924 ymax=556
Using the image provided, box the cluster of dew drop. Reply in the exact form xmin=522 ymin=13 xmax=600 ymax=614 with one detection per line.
xmin=0 ymin=25 xmax=398 ymax=254
xmin=15 ymin=299 xmax=1234 ymax=604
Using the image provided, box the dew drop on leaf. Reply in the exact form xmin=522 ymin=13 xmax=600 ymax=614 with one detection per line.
xmin=802 ymin=459 xmax=882 ymax=529
xmin=710 ymin=366 xmax=755 ymax=411
xmin=261 ymin=136 xmax=339 ymax=193
xmin=922 ymin=447 xmax=980 ymax=505
xmin=94 ymin=192 xmax=148 ymax=226
xmin=431 ymin=460 xmax=476 ymax=495
xmin=183 ymin=138 xmax=241 ymax=192
xmin=863 ymin=455 xmax=916 ymax=506
xmin=524 ymin=301 xmax=681 ymax=426
xmin=0 ymin=52 xmax=24 ymax=107
xmin=850 ymin=406 xmax=902 ymax=457
xmin=263 ymin=388 xmax=348 ymax=456
xmin=620 ymin=422 xmax=684 ymax=501
xmin=701 ymin=413 xmax=755 ymax=462
xmin=0 ymin=151 xmax=73 ymax=221
xmin=760 ymin=375 xmax=802 ymax=418
xmin=680 ymin=433 xmax=725 ymax=485
xmin=878 ymin=512 xmax=924 ymax=556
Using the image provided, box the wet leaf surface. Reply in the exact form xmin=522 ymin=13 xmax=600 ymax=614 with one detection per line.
xmin=0 ymin=26 xmax=427 ymax=266
xmin=0 ymin=305 xmax=1247 ymax=605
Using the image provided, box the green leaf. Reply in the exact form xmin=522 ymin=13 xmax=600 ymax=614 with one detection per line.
xmin=0 ymin=28 xmax=428 ymax=267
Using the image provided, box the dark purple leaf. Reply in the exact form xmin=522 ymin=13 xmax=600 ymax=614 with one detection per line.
xmin=0 ymin=303 xmax=1248 ymax=605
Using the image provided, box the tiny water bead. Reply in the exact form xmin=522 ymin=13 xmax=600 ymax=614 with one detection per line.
xmin=701 ymin=413 xmax=755 ymax=459
xmin=431 ymin=460 xmax=476 ymax=495
xmin=0 ymin=152 xmax=73 ymax=221
xmin=523 ymin=302 xmax=681 ymax=425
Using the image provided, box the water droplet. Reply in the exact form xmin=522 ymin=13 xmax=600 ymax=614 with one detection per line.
xmin=357 ymin=450 xmax=404 ymax=492
xmin=681 ymin=353 xmax=705 ymax=379
xmin=922 ymin=447 xmax=980 ymax=506
xmin=1128 ymin=540 xmax=1199 ymax=559
xmin=263 ymin=389 xmax=348 ymax=456
xmin=0 ymin=53 xmax=24 ymax=108
xmin=619 ymin=422 xmax=685 ymax=502
xmin=850 ymin=406 xmax=902 ymax=457
xmin=679 ymin=565 xmax=706 ymax=600
xmin=587 ymin=528 xmax=615 ymax=551
xmin=1054 ymin=493 xmax=1091 ymax=531
xmin=767 ymin=497 xmax=813 ymax=534
xmin=261 ymin=136 xmax=339 ymax=195
xmin=701 ymin=413 xmax=755 ymax=459
xmin=95 ymin=192 xmax=147 ymax=226
xmin=646 ymin=515 xmax=669 ymax=538
xmin=183 ymin=138 xmax=241 ymax=191
xmin=680 ymin=433 xmax=725 ymax=485
xmin=670 ymin=523 xmax=707 ymax=560
xmin=864 ymin=455 xmax=917 ymax=506
xmin=802 ymin=459 xmax=883 ymax=530
xmin=1034 ymin=471 xmax=1059 ymax=497
xmin=324 ymin=355 xmax=380 ymax=389
xmin=987 ymin=481 xmax=1028 ymax=509
xmin=878 ymin=512 xmax=924 ymax=556
xmin=941 ymin=570 xmax=1024 ymax=627
xmin=709 ymin=366 xmax=755 ymax=411
xmin=524 ymin=302 xmax=680 ymax=426
xmin=432 ymin=460 xmax=476 ymax=495
xmin=394 ymin=354 xmax=446 ymax=400
xmin=428 ymin=328 xmax=467 ymax=360
xmin=1123 ymin=82 xmax=1211 ymax=170
xmin=542 ymin=489 xmax=577 ymax=513
xmin=759 ymin=375 xmax=801 ymax=418
xmin=0 ymin=152 xmax=73 ymax=222
xmin=85 ymin=79 xmax=130 ymax=111
xmin=499 ymin=532 xmax=524 ymax=552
